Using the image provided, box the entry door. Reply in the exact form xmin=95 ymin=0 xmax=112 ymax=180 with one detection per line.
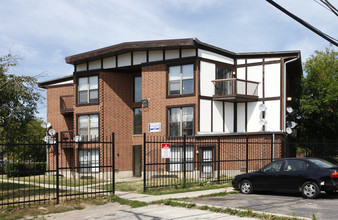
xmin=201 ymin=149 xmax=213 ymax=178
xmin=133 ymin=146 xmax=142 ymax=177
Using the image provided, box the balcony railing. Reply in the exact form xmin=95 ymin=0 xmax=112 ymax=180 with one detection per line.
xmin=60 ymin=95 xmax=74 ymax=114
xmin=60 ymin=131 xmax=74 ymax=148
xmin=212 ymin=78 xmax=259 ymax=102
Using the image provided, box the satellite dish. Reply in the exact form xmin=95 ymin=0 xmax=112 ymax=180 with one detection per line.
xmin=48 ymin=128 xmax=56 ymax=136
xmin=286 ymin=106 xmax=293 ymax=113
xmin=46 ymin=122 xmax=51 ymax=128
xmin=286 ymin=127 xmax=293 ymax=134
xmin=286 ymin=121 xmax=298 ymax=129
xmin=41 ymin=122 xmax=47 ymax=128
xmin=259 ymin=118 xmax=268 ymax=125
xmin=259 ymin=104 xmax=267 ymax=112
xmin=43 ymin=136 xmax=49 ymax=143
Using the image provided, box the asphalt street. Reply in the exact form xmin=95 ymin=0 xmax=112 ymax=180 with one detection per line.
xmin=189 ymin=192 xmax=338 ymax=220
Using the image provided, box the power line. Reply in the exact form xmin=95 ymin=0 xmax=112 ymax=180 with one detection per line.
xmin=266 ymin=0 xmax=338 ymax=47
xmin=314 ymin=0 xmax=338 ymax=17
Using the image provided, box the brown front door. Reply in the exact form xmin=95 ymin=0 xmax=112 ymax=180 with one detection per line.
xmin=133 ymin=145 xmax=142 ymax=177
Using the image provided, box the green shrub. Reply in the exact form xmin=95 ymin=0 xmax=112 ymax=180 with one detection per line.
xmin=5 ymin=162 xmax=46 ymax=177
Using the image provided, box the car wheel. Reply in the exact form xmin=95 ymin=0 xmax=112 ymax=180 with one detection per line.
xmin=301 ymin=181 xmax=320 ymax=199
xmin=240 ymin=180 xmax=253 ymax=194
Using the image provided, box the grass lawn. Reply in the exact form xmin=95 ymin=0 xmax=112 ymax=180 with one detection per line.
xmin=0 ymin=174 xmax=108 ymax=187
xmin=0 ymin=196 xmax=110 ymax=220
xmin=0 ymin=182 xmax=72 ymax=206
xmin=98 ymin=179 xmax=232 ymax=195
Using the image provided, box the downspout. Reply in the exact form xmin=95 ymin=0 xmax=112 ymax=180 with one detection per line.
xmin=283 ymin=56 xmax=299 ymax=132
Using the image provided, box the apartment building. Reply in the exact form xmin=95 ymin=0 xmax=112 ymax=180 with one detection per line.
xmin=39 ymin=38 xmax=302 ymax=178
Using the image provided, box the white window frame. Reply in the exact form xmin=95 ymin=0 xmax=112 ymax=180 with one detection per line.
xmin=168 ymin=64 xmax=194 ymax=95
xmin=170 ymin=146 xmax=194 ymax=172
xmin=168 ymin=106 xmax=194 ymax=137
xmin=79 ymin=149 xmax=99 ymax=173
xmin=78 ymin=75 xmax=99 ymax=104
xmin=78 ymin=114 xmax=99 ymax=141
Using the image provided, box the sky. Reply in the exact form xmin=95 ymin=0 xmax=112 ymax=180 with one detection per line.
xmin=0 ymin=0 xmax=337 ymax=120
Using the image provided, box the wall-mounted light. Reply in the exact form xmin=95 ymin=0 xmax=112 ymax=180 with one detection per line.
xmin=287 ymin=97 xmax=292 ymax=101
xmin=117 ymin=152 xmax=119 ymax=157
xmin=142 ymin=99 xmax=148 ymax=108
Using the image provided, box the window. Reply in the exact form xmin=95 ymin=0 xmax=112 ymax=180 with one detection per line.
xmin=262 ymin=160 xmax=284 ymax=173
xmin=78 ymin=76 xmax=98 ymax=104
xmin=170 ymin=146 xmax=194 ymax=171
xmin=215 ymin=66 xmax=233 ymax=96
xmin=79 ymin=149 xmax=99 ymax=173
xmin=78 ymin=114 xmax=99 ymax=141
xmin=133 ymin=108 xmax=142 ymax=135
xmin=134 ymin=76 xmax=142 ymax=103
xmin=284 ymin=160 xmax=308 ymax=172
xmin=169 ymin=64 xmax=194 ymax=95
xmin=168 ymin=106 xmax=193 ymax=136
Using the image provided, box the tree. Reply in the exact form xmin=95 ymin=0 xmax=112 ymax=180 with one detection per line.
xmin=299 ymin=46 xmax=338 ymax=138
xmin=0 ymin=53 xmax=43 ymax=160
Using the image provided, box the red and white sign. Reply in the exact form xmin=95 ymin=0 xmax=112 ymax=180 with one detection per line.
xmin=161 ymin=143 xmax=171 ymax=158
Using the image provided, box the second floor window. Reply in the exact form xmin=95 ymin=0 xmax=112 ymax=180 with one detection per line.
xmin=169 ymin=64 xmax=194 ymax=95
xmin=78 ymin=114 xmax=99 ymax=141
xmin=78 ymin=76 xmax=98 ymax=104
xmin=168 ymin=106 xmax=194 ymax=136
xmin=134 ymin=76 xmax=142 ymax=103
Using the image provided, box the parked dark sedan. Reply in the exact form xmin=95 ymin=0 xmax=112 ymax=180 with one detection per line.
xmin=232 ymin=158 xmax=338 ymax=199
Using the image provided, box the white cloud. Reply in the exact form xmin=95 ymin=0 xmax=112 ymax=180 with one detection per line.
xmin=1 ymin=0 xmax=337 ymax=120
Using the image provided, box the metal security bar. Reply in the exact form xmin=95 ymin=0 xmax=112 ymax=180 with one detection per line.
xmin=143 ymin=135 xmax=338 ymax=192
xmin=143 ymin=134 xmax=284 ymax=192
xmin=0 ymin=132 xmax=115 ymax=208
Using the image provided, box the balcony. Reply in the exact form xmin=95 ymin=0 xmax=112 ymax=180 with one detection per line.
xmin=60 ymin=95 xmax=74 ymax=115
xmin=212 ymin=78 xmax=259 ymax=102
xmin=60 ymin=131 xmax=74 ymax=149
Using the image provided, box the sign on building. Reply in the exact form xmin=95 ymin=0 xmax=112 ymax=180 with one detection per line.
xmin=161 ymin=143 xmax=171 ymax=158
xmin=148 ymin=122 xmax=161 ymax=132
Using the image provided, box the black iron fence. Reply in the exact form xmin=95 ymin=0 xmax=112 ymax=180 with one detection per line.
xmin=143 ymin=134 xmax=338 ymax=192
xmin=286 ymin=137 xmax=338 ymax=163
xmin=143 ymin=134 xmax=286 ymax=192
xmin=0 ymin=133 xmax=115 ymax=208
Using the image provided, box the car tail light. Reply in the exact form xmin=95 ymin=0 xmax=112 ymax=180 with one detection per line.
xmin=331 ymin=172 xmax=338 ymax=178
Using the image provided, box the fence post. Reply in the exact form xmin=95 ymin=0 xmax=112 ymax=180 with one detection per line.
xmin=112 ymin=132 xmax=115 ymax=194
xmin=246 ymin=135 xmax=249 ymax=173
xmin=323 ymin=136 xmax=326 ymax=158
xmin=271 ymin=134 xmax=274 ymax=162
xmin=306 ymin=136 xmax=309 ymax=157
xmin=217 ymin=136 xmax=220 ymax=183
xmin=143 ymin=133 xmax=146 ymax=192
xmin=183 ymin=135 xmax=186 ymax=188
xmin=55 ymin=133 xmax=60 ymax=205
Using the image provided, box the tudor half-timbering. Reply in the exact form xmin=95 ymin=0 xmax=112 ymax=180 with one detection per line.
xmin=39 ymin=38 xmax=302 ymax=178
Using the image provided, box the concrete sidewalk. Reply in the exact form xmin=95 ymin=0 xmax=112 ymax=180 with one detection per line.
xmin=115 ymin=187 xmax=234 ymax=203
xmin=45 ymin=187 xmax=259 ymax=220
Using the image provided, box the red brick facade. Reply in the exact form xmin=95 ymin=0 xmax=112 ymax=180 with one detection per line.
xmin=40 ymin=39 xmax=301 ymax=179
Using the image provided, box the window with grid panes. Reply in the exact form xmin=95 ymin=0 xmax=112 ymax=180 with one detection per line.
xmin=79 ymin=149 xmax=99 ymax=173
xmin=169 ymin=64 xmax=194 ymax=95
xmin=168 ymin=106 xmax=193 ymax=136
xmin=78 ymin=76 xmax=98 ymax=104
xmin=170 ymin=146 xmax=194 ymax=171
xmin=78 ymin=114 xmax=99 ymax=141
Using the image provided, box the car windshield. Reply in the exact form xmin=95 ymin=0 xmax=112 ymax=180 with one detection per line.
xmin=308 ymin=158 xmax=337 ymax=168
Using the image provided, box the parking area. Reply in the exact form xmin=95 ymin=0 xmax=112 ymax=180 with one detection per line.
xmin=189 ymin=192 xmax=338 ymax=219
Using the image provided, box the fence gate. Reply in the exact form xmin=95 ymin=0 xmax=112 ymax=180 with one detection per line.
xmin=0 ymin=132 xmax=115 ymax=208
